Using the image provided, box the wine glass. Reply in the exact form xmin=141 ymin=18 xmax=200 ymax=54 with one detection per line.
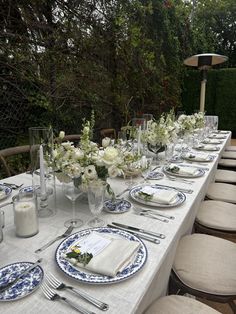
xmin=87 ymin=181 xmax=106 ymax=227
xmin=63 ymin=179 xmax=84 ymax=228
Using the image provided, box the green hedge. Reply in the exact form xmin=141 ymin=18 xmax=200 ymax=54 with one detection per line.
xmin=182 ymin=68 xmax=236 ymax=136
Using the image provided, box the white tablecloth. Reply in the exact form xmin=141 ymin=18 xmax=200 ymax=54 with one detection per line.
xmin=0 ymin=133 xmax=231 ymax=314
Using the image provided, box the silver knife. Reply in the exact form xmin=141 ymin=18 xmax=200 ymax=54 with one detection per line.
xmin=111 ymin=222 xmax=165 ymax=239
xmin=107 ymin=224 xmax=160 ymax=244
xmin=0 ymin=258 xmax=43 ymax=293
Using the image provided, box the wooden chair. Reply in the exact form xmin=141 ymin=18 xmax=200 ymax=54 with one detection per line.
xmin=169 ymin=233 xmax=236 ymax=313
xmin=100 ymin=128 xmax=116 ymax=139
xmin=144 ymin=295 xmax=220 ymax=314
xmin=54 ymin=134 xmax=81 ymax=145
xmin=0 ymin=145 xmax=30 ymax=177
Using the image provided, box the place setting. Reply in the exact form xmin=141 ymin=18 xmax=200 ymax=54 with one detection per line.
xmin=193 ymin=144 xmax=220 ymax=151
xmin=181 ymin=152 xmax=215 ymax=163
xmin=162 ymin=163 xmax=205 ymax=178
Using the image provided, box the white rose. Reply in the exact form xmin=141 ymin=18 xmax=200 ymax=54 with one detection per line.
xmin=108 ymin=165 xmax=120 ymax=178
xmin=84 ymin=165 xmax=98 ymax=180
xmin=73 ymin=148 xmax=84 ymax=159
xmin=103 ymin=147 xmax=119 ymax=165
xmin=102 ymin=137 xmax=111 ymax=148
xmin=59 ymin=131 xmax=65 ymax=139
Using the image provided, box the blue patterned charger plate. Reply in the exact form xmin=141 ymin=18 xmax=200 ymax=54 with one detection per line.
xmin=103 ymin=199 xmax=131 ymax=214
xmin=0 ymin=185 xmax=12 ymax=201
xmin=55 ymin=227 xmax=147 ymax=284
xmin=129 ymin=184 xmax=186 ymax=208
xmin=0 ymin=262 xmax=44 ymax=301
xmin=145 ymin=171 xmax=164 ymax=180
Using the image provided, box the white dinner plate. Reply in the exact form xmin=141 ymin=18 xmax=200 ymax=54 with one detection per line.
xmin=0 ymin=262 xmax=44 ymax=301
xmin=163 ymin=165 xmax=205 ymax=178
xmin=0 ymin=185 xmax=12 ymax=201
xmin=129 ymin=184 xmax=186 ymax=208
xmin=55 ymin=227 xmax=147 ymax=284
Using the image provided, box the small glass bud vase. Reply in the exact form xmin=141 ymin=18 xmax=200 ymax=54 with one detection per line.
xmin=13 ymin=189 xmax=38 ymax=238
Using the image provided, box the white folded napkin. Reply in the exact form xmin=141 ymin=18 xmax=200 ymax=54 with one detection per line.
xmin=167 ymin=164 xmax=198 ymax=176
xmin=65 ymin=232 xmax=140 ymax=277
xmin=0 ymin=191 xmax=6 ymax=200
xmin=210 ymin=134 xmax=226 ymax=139
xmin=139 ymin=186 xmax=178 ymax=204
xmin=198 ymin=144 xmax=217 ymax=150
xmin=204 ymin=139 xmax=220 ymax=144
xmin=185 ymin=152 xmax=209 ymax=161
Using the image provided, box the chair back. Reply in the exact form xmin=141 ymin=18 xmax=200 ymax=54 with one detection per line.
xmin=100 ymin=128 xmax=116 ymax=139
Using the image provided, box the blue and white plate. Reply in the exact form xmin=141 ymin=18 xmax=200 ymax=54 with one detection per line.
xmin=129 ymin=184 xmax=186 ymax=208
xmin=55 ymin=227 xmax=147 ymax=284
xmin=103 ymin=199 xmax=131 ymax=214
xmin=0 ymin=185 xmax=12 ymax=201
xmin=181 ymin=153 xmax=214 ymax=163
xmin=163 ymin=165 xmax=205 ymax=178
xmin=19 ymin=186 xmax=34 ymax=193
xmin=145 ymin=171 xmax=164 ymax=180
xmin=0 ymin=262 xmax=44 ymax=301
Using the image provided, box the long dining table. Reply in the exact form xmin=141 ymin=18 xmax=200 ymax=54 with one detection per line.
xmin=0 ymin=132 xmax=231 ymax=314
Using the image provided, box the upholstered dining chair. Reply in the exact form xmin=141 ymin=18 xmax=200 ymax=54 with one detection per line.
xmin=195 ymin=200 xmax=236 ymax=241
xmin=225 ymin=145 xmax=236 ymax=152
xmin=218 ymin=158 xmax=236 ymax=170
xmin=100 ymin=128 xmax=116 ymax=139
xmin=144 ymin=295 xmax=220 ymax=314
xmin=215 ymin=169 xmax=236 ymax=184
xmin=0 ymin=145 xmax=30 ymax=177
xmin=221 ymin=151 xmax=236 ymax=159
xmin=205 ymin=182 xmax=236 ymax=203
xmin=169 ymin=233 xmax=236 ymax=313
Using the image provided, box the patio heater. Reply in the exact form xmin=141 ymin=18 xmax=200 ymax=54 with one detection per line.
xmin=183 ymin=53 xmax=228 ymax=112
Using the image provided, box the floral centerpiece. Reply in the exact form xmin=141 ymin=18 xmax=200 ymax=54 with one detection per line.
xmin=145 ymin=110 xmax=178 ymax=149
xmin=49 ymin=112 xmax=146 ymax=193
xmin=177 ymin=112 xmax=205 ymax=136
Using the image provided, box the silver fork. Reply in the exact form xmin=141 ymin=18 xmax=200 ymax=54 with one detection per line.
xmin=165 ymin=175 xmax=194 ymax=184
xmin=41 ymin=282 xmax=95 ymax=314
xmin=45 ymin=273 xmax=109 ymax=311
xmin=35 ymin=225 xmax=74 ymax=253
xmin=2 ymin=183 xmax=23 ymax=190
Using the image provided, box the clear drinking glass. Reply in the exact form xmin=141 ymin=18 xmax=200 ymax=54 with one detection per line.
xmin=63 ymin=179 xmax=84 ymax=228
xmin=87 ymin=182 xmax=106 ymax=227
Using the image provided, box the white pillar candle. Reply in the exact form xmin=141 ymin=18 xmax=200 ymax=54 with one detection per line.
xmin=14 ymin=201 xmax=38 ymax=237
xmin=39 ymin=144 xmax=46 ymax=196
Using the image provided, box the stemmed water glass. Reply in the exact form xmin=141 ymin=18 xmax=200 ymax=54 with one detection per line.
xmin=63 ymin=179 xmax=84 ymax=228
xmin=87 ymin=181 xmax=106 ymax=227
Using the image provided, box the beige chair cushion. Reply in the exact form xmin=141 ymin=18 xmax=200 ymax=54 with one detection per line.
xmin=225 ymin=145 xmax=236 ymax=151
xmin=206 ymin=183 xmax=236 ymax=203
xmin=215 ymin=169 xmax=236 ymax=183
xmin=173 ymin=234 xmax=236 ymax=295
xmin=218 ymin=158 xmax=236 ymax=167
xmin=196 ymin=200 xmax=236 ymax=231
xmin=222 ymin=151 xmax=236 ymax=159
xmin=144 ymin=295 xmax=220 ymax=314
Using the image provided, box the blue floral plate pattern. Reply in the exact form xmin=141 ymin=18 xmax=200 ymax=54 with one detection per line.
xmin=103 ymin=200 xmax=131 ymax=214
xmin=0 ymin=184 xmax=12 ymax=201
xmin=0 ymin=262 xmax=44 ymax=301
xmin=145 ymin=171 xmax=164 ymax=180
xmin=55 ymin=227 xmax=147 ymax=284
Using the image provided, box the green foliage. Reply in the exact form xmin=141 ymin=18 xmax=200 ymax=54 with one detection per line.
xmin=182 ymin=68 xmax=236 ymax=134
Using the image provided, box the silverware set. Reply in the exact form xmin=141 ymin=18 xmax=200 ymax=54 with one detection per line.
xmin=42 ymin=273 xmax=109 ymax=311
xmin=108 ymin=222 xmax=165 ymax=244
xmin=1 ymin=182 xmax=23 ymax=190
xmin=134 ymin=206 xmax=175 ymax=223
xmin=41 ymin=282 xmax=96 ymax=314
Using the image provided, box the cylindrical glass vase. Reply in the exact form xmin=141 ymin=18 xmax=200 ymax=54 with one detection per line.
xmin=29 ymin=127 xmax=56 ymax=218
